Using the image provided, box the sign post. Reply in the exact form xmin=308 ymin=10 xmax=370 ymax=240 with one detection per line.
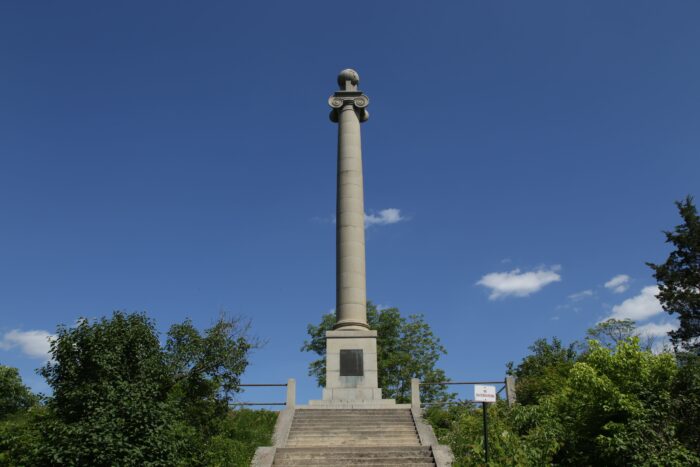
xmin=474 ymin=385 xmax=496 ymax=464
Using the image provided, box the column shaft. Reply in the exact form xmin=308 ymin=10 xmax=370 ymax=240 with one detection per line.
xmin=335 ymin=104 xmax=368 ymax=329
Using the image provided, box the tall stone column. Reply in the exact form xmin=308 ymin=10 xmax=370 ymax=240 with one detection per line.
xmin=329 ymin=69 xmax=370 ymax=331
xmin=314 ymin=70 xmax=393 ymax=406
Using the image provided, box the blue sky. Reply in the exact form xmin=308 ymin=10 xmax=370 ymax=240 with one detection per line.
xmin=1 ymin=1 xmax=698 ymax=404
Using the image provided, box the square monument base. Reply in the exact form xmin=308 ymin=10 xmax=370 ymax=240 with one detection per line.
xmin=305 ymin=329 xmax=405 ymax=407
xmin=318 ymin=329 xmax=391 ymax=403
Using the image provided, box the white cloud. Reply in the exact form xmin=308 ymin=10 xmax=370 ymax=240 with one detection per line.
xmin=636 ymin=321 xmax=675 ymax=338
xmin=607 ymin=286 xmax=662 ymax=321
xmin=364 ymin=208 xmax=405 ymax=227
xmin=0 ymin=329 xmax=54 ymax=360
xmin=477 ymin=266 xmax=562 ymax=300
xmin=569 ymin=290 xmax=594 ymax=301
xmin=604 ymin=274 xmax=630 ymax=293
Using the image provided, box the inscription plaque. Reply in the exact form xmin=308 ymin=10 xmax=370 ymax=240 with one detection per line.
xmin=339 ymin=349 xmax=364 ymax=376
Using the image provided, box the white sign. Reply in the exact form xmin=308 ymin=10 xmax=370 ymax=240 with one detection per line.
xmin=474 ymin=385 xmax=497 ymax=403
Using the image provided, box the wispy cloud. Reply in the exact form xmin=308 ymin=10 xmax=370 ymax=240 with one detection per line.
xmin=569 ymin=290 xmax=594 ymax=301
xmin=604 ymin=274 xmax=630 ymax=293
xmin=365 ymin=208 xmax=406 ymax=228
xmin=606 ymin=286 xmax=662 ymax=321
xmin=636 ymin=321 xmax=675 ymax=338
xmin=0 ymin=329 xmax=54 ymax=360
xmin=477 ymin=266 xmax=562 ymax=300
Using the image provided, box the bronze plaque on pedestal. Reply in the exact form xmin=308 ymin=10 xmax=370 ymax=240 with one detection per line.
xmin=339 ymin=349 xmax=364 ymax=376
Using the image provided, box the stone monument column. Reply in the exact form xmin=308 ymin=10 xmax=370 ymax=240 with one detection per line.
xmin=315 ymin=70 xmax=393 ymax=406
xmin=329 ymin=69 xmax=370 ymax=330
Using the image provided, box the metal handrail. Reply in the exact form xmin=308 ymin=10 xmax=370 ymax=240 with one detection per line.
xmin=240 ymin=383 xmax=288 ymax=387
xmin=232 ymin=380 xmax=295 ymax=407
xmin=231 ymin=402 xmax=286 ymax=406
xmin=419 ymin=380 xmax=505 ymax=385
xmin=412 ymin=376 xmax=516 ymax=408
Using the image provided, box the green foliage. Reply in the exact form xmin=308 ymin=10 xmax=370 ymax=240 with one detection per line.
xmin=426 ymin=403 xmax=560 ymax=466
xmin=201 ymin=409 xmax=277 ymax=467
xmin=302 ymin=302 xmax=452 ymax=403
xmin=672 ymin=353 xmax=700 ymax=455
xmin=0 ymin=407 xmax=45 ymax=466
xmin=38 ymin=312 xmax=189 ymax=466
xmin=0 ymin=365 xmax=38 ymax=419
xmin=647 ymin=196 xmax=700 ymax=352
xmin=431 ymin=334 xmax=700 ymax=466
xmin=0 ymin=311 xmax=265 ymax=466
xmin=165 ymin=316 xmax=254 ymax=435
xmin=506 ymin=337 xmax=577 ymax=405
xmin=550 ymin=339 xmax=695 ymax=465
xmin=586 ymin=318 xmax=638 ymax=349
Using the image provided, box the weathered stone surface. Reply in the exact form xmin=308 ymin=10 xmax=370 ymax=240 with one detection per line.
xmin=331 ymin=69 xmax=370 ymax=332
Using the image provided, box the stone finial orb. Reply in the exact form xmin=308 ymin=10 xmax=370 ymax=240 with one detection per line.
xmin=337 ymin=69 xmax=360 ymax=88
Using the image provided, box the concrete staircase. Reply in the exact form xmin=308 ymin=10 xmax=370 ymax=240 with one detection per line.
xmin=273 ymin=446 xmax=435 ymax=466
xmin=272 ymin=409 xmax=436 ymax=466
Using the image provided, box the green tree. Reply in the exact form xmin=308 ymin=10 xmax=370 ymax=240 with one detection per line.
xmin=0 ymin=365 xmax=38 ymax=419
xmin=426 ymin=402 xmax=561 ymax=466
xmin=586 ymin=318 xmax=637 ymax=349
xmin=0 ymin=366 xmax=42 ymax=466
xmin=506 ymin=337 xmax=578 ymax=405
xmin=549 ymin=338 xmax=698 ymax=466
xmin=38 ymin=312 xmax=188 ymax=466
xmin=302 ymin=302 xmax=452 ymax=403
xmin=35 ymin=311 xmax=257 ymax=466
xmin=432 ymin=336 xmax=700 ymax=466
xmin=647 ymin=196 xmax=700 ymax=353
xmin=165 ymin=315 xmax=256 ymax=436
xmin=672 ymin=353 xmax=700 ymax=456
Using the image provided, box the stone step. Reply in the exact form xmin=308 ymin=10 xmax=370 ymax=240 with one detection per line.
xmin=290 ymin=426 xmax=415 ymax=431
xmin=292 ymin=420 xmax=414 ymax=425
xmin=289 ymin=428 xmax=417 ymax=436
xmin=275 ymin=450 xmax=432 ymax=457
xmin=294 ymin=410 xmax=412 ymax=415
xmin=286 ymin=441 xmax=421 ymax=445
xmin=297 ymin=410 xmax=411 ymax=418
xmin=272 ymin=461 xmax=435 ymax=467
xmin=294 ymin=418 xmax=413 ymax=425
xmin=287 ymin=433 xmax=418 ymax=446
xmin=293 ymin=416 xmax=412 ymax=420
xmin=274 ymin=460 xmax=434 ymax=466
xmin=273 ymin=446 xmax=435 ymax=465
xmin=287 ymin=434 xmax=419 ymax=439
xmin=294 ymin=417 xmax=413 ymax=424
xmin=294 ymin=410 xmax=412 ymax=414
xmin=275 ymin=453 xmax=433 ymax=461
xmin=285 ymin=441 xmax=421 ymax=447
xmin=291 ymin=424 xmax=415 ymax=428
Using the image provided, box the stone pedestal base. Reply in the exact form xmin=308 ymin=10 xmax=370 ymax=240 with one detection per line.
xmin=308 ymin=329 xmax=397 ymax=406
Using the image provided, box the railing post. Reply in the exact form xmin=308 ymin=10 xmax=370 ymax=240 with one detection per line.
xmin=505 ymin=376 xmax=516 ymax=406
xmin=411 ymin=378 xmax=421 ymax=409
xmin=286 ymin=379 xmax=296 ymax=408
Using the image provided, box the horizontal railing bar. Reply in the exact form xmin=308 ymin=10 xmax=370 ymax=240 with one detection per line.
xmin=231 ymin=402 xmax=287 ymax=406
xmin=419 ymin=381 xmax=505 ymax=386
xmin=240 ymin=383 xmax=288 ymax=387
xmin=421 ymin=400 xmax=498 ymax=406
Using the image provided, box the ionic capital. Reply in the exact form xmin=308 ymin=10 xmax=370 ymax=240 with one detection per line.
xmin=328 ymin=92 xmax=370 ymax=123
